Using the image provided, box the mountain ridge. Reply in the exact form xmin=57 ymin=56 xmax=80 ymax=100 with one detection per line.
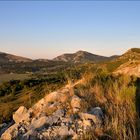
xmin=0 ymin=48 xmax=139 ymax=71
xmin=53 ymin=50 xmax=117 ymax=63
xmin=0 ymin=52 xmax=32 ymax=63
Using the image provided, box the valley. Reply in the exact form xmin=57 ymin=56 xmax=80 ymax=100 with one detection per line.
xmin=0 ymin=48 xmax=140 ymax=139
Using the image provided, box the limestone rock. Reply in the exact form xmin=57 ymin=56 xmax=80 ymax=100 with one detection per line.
xmin=1 ymin=124 xmax=18 ymax=140
xmin=13 ymin=106 xmax=30 ymax=123
xmin=71 ymin=95 xmax=81 ymax=113
xmin=46 ymin=115 xmax=59 ymax=126
xmin=45 ymin=91 xmax=67 ymax=103
xmin=32 ymin=98 xmax=47 ymax=112
xmin=31 ymin=116 xmax=48 ymax=131
xmin=79 ymin=112 xmax=100 ymax=124
xmin=53 ymin=109 xmax=65 ymax=118
xmin=58 ymin=126 xmax=75 ymax=139
xmin=0 ymin=83 xmax=105 ymax=140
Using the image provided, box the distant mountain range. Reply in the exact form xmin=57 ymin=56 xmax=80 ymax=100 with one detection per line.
xmin=0 ymin=48 xmax=140 ymax=76
xmin=0 ymin=50 xmax=119 ymax=64
xmin=53 ymin=50 xmax=119 ymax=63
xmin=0 ymin=52 xmax=32 ymax=63
xmin=0 ymin=48 xmax=140 ymax=64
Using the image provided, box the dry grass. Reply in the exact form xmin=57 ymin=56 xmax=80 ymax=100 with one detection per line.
xmin=74 ymin=71 xmax=140 ymax=140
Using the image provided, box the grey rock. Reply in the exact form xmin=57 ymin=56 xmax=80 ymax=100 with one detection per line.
xmin=58 ymin=126 xmax=75 ymax=139
xmin=53 ymin=109 xmax=65 ymax=118
xmin=0 ymin=123 xmax=7 ymax=128
xmin=31 ymin=116 xmax=48 ymax=131
xmin=89 ymin=107 xmax=104 ymax=120
xmin=21 ymin=130 xmax=38 ymax=140
xmin=46 ymin=115 xmax=59 ymax=126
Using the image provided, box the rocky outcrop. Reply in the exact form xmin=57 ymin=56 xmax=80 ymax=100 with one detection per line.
xmin=71 ymin=95 xmax=82 ymax=113
xmin=1 ymin=87 xmax=104 ymax=140
xmin=1 ymin=124 xmax=19 ymax=140
xmin=13 ymin=106 xmax=31 ymax=123
xmin=0 ymin=122 xmax=14 ymax=137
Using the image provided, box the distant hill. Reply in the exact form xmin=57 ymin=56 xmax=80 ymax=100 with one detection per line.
xmin=0 ymin=48 xmax=140 ymax=76
xmin=118 ymin=48 xmax=140 ymax=61
xmin=0 ymin=52 xmax=69 ymax=74
xmin=114 ymin=60 xmax=140 ymax=77
xmin=1 ymin=48 xmax=140 ymax=140
xmin=0 ymin=52 xmax=32 ymax=63
xmin=103 ymin=48 xmax=140 ymax=76
xmin=53 ymin=50 xmax=117 ymax=63
xmin=113 ymin=48 xmax=140 ymax=76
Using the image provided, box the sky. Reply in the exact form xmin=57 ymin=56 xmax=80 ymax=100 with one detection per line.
xmin=0 ymin=1 xmax=140 ymax=59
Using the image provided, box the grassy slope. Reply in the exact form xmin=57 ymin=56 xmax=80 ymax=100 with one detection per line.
xmin=0 ymin=74 xmax=31 ymax=84
xmin=1 ymin=48 xmax=140 ymax=139
xmin=0 ymin=83 xmax=63 ymax=123
xmin=0 ymin=72 xmax=67 ymax=123
xmin=73 ymin=70 xmax=140 ymax=139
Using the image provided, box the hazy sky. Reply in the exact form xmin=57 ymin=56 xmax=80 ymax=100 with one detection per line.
xmin=0 ymin=1 xmax=140 ymax=59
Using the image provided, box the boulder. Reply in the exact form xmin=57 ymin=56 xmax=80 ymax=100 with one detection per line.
xmin=1 ymin=124 xmax=18 ymax=140
xmin=89 ymin=107 xmax=104 ymax=120
xmin=59 ymin=126 xmax=75 ymax=138
xmin=46 ymin=91 xmax=68 ymax=103
xmin=53 ymin=109 xmax=65 ymax=118
xmin=31 ymin=116 xmax=48 ymax=131
xmin=48 ymin=102 xmax=60 ymax=108
xmin=44 ymin=109 xmax=66 ymax=126
xmin=0 ymin=84 xmax=105 ymax=140
xmin=45 ymin=91 xmax=63 ymax=102
xmin=71 ymin=95 xmax=81 ymax=113
xmin=79 ymin=112 xmax=100 ymax=125
xmin=79 ymin=107 xmax=104 ymax=128
xmin=13 ymin=106 xmax=30 ymax=123
xmin=32 ymin=98 xmax=47 ymax=112
xmin=46 ymin=115 xmax=59 ymax=126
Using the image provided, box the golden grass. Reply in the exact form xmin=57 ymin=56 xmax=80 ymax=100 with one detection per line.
xmin=74 ymin=71 xmax=140 ymax=140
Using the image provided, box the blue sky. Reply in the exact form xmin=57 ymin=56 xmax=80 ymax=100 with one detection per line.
xmin=0 ymin=1 xmax=140 ymax=59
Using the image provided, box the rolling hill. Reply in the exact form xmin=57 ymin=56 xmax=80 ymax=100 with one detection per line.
xmin=103 ymin=48 xmax=140 ymax=76
xmin=118 ymin=48 xmax=140 ymax=61
xmin=0 ymin=52 xmax=32 ymax=63
xmin=0 ymin=48 xmax=140 ymax=76
xmin=0 ymin=52 xmax=69 ymax=74
xmin=0 ymin=48 xmax=140 ymax=139
xmin=53 ymin=50 xmax=117 ymax=63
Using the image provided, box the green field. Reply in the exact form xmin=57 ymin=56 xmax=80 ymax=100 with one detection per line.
xmin=0 ymin=74 xmax=31 ymax=84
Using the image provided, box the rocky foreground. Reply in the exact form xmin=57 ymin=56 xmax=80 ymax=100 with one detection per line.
xmin=0 ymin=84 xmax=104 ymax=140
